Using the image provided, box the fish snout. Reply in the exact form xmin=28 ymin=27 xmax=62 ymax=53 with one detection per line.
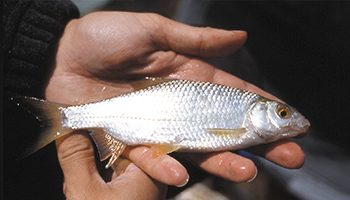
xmin=296 ymin=116 xmax=310 ymax=132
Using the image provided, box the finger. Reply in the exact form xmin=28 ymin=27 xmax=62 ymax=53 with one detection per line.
xmin=109 ymin=162 xmax=168 ymax=200
xmin=187 ymin=152 xmax=258 ymax=183
xmin=55 ymin=132 xmax=101 ymax=196
xmin=111 ymin=157 xmax=133 ymax=177
xmin=122 ymin=146 xmax=189 ymax=187
xmin=249 ymin=139 xmax=305 ymax=169
xmin=150 ymin=14 xmax=247 ymax=57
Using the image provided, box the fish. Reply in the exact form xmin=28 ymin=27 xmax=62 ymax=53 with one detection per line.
xmin=13 ymin=79 xmax=310 ymax=168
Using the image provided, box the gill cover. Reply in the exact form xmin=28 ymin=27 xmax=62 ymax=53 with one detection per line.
xmin=248 ymin=99 xmax=296 ymax=137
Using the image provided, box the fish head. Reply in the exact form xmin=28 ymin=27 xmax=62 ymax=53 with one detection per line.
xmin=247 ymin=99 xmax=310 ymax=140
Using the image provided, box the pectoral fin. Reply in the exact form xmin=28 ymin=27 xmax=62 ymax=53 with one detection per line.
xmin=89 ymin=129 xmax=126 ymax=168
xmin=207 ymin=128 xmax=247 ymax=138
xmin=150 ymin=144 xmax=181 ymax=158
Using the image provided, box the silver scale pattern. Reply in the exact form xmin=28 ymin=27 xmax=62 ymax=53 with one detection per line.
xmin=61 ymin=80 xmax=261 ymax=151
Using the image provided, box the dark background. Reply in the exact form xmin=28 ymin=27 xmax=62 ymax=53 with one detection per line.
xmin=4 ymin=1 xmax=350 ymax=200
xmin=205 ymin=2 xmax=350 ymax=149
xmin=105 ymin=0 xmax=350 ymax=150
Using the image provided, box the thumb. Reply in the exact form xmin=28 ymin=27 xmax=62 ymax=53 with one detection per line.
xmin=55 ymin=131 xmax=101 ymax=197
xmin=149 ymin=14 xmax=247 ymax=57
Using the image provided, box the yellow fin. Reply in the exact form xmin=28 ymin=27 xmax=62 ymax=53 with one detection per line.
xmin=131 ymin=77 xmax=173 ymax=90
xmin=207 ymin=128 xmax=247 ymax=138
xmin=151 ymin=144 xmax=181 ymax=158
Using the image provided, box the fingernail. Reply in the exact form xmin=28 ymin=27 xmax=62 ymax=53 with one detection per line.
xmin=247 ymin=168 xmax=258 ymax=183
xmin=176 ymin=174 xmax=189 ymax=187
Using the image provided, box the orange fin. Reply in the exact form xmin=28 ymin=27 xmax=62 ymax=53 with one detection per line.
xmin=89 ymin=129 xmax=127 ymax=168
xmin=207 ymin=128 xmax=247 ymax=138
xmin=151 ymin=144 xmax=180 ymax=158
xmin=105 ymin=138 xmax=127 ymax=169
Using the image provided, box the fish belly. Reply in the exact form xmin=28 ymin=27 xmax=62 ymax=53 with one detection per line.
xmin=61 ymin=80 xmax=259 ymax=151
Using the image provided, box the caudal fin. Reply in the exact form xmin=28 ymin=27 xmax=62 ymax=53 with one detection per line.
xmin=11 ymin=96 xmax=72 ymax=158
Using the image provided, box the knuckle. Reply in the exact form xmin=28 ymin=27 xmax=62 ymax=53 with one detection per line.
xmin=146 ymin=13 xmax=162 ymax=20
xmin=144 ymin=13 xmax=164 ymax=28
xmin=125 ymin=146 xmax=151 ymax=168
xmin=197 ymin=27 xmax=214 ymax=56
xmin=57 ymin=134 xmax=95 ymax=164
xmin=197 ymin=29 xmax=206 ymax=56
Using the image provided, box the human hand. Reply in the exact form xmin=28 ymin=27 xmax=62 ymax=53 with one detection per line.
xmin=45 ymin=11 xmax=305 ymax=197
xmin=56 ymin=133 xmax=166 ymax=200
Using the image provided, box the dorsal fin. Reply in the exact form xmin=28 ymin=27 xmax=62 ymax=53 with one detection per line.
xmin=131 ymin=77 xmax=173 ymax=90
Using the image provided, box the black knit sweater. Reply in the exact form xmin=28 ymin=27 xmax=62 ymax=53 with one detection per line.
xmin=4 ymin=0 xmax=79 ymax=98
xmin=3 ymin=1 xmax=79 ymax=199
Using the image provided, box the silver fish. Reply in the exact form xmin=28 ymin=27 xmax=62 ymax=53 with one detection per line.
xmin=15 ymin=79 xmax=310 ymax=168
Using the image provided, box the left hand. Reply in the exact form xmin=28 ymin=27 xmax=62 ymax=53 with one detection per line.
xmin=56 ymin=133 xmax=166 ymax=200
xmin=45 ymin=12 xmax=305 ymax=196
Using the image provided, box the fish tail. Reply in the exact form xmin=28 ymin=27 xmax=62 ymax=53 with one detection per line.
xmin=11 ymin=96 xmax=72 ymax=158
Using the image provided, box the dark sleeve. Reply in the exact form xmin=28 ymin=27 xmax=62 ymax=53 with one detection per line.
xmin=3 ymin=2 xmax=79 ymax=199
xmin=3 ymin=0 xmax=80 ymax=98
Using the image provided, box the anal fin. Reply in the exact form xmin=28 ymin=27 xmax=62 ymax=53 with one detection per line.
xmin=89 ymin=129 xmax=127 ymax=168
xmin=104 ymin=134 xmax=127 ymax=169
xmin=151 ymin=144 xmax=180 ymax=158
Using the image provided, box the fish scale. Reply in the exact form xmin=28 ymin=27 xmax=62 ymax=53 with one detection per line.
xmin=12 ymin=79 xmax=310 ymax=168
xmin=14 ymin=79 xmax=310 ymax=168
xmin=61 ymin=80 xmax=262 ymax=151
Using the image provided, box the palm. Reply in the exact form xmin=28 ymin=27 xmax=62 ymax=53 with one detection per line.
xmin=46 ymin=12 xmax=263 ymax=103
xmin=45 ymin=12 xmax=305 ymax=199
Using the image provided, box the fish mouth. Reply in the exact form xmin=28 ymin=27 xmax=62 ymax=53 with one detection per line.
xmin=296 ymin=118 xmax=311 ymax=133
xmin=291 ymin=115 xmax=310 ymax=131
xmin=282 ymin=118 xmax=310 ymax=137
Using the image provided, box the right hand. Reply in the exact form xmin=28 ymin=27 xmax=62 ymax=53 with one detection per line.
xmin=46 ymin=12 xmax=305 ymax=198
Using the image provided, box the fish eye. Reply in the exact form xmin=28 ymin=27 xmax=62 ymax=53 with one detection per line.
xmin=276 ymin=105 xmax=291 ymax=119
